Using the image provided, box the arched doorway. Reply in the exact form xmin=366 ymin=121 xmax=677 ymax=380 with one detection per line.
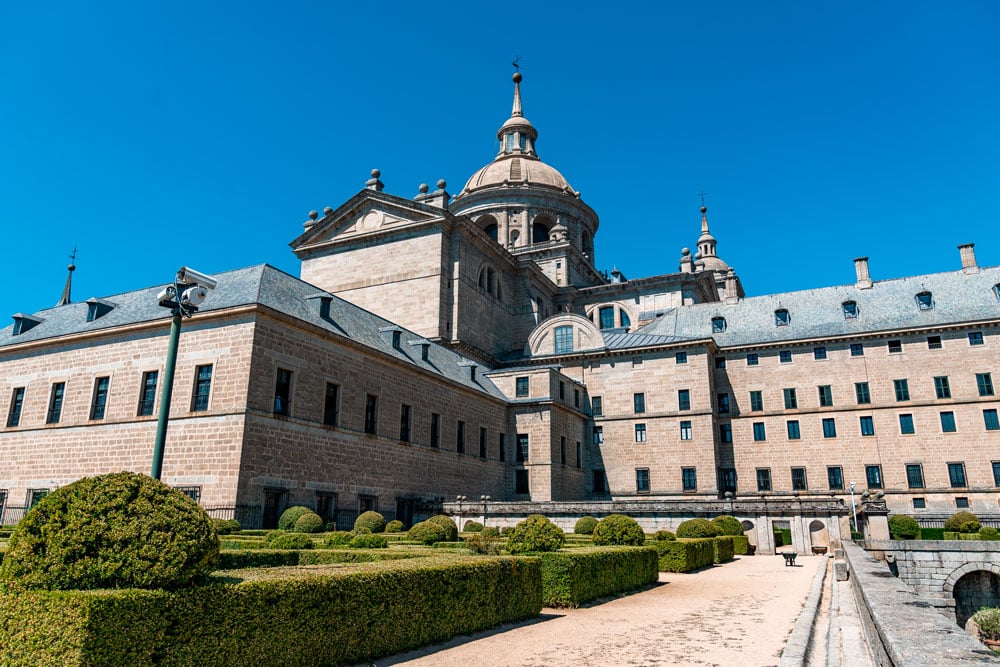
xmin=954 ymin=570 xmax=1000 ymax=629
xmin=809 ymin=520 xmax=829 ymax=552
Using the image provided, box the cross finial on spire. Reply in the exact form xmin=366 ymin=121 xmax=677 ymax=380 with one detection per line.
xmin=512 ymin=55 xmax=522 ymax=72
xmin=698 ymin=191 xmax=708 ymax=207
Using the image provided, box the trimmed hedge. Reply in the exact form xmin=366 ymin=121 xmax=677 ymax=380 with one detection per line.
xmin=540 ymin=547 xmax=658 ymax=607
xmin=0 ymin=557 xmax=542 ymax=666
xmin=711 ymin=536 xmax=734 ymax=564
xmin=654 ymin=538 xmax=715 ymax=572
xmin=267 ymin=533 xmax=314 ymax=550
xmin=731 ymin=535 xmax=750 ymax=555
xmin=921 ymin=527 xmax=946 ymax=540
xmin=217 ymin=549 xmax=418 ymax=569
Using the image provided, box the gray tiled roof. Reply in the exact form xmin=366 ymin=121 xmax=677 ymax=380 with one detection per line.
xmin=0 ymin=265 xmax=505 ymax=399
xmin=602 ymin=331 xmax=695 ymax=350
xmin=636 ymin=266 xmax=1000 ymax=347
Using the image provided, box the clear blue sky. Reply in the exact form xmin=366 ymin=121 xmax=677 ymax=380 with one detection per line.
xmin=2 ymin=2 xmax=997 ymax=320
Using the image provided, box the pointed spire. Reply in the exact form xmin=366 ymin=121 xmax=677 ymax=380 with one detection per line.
xmin=511 ymin=71 xmax=523 ymax=118
xmin=56 ymin=248 xmax=77 ymax=307
xmin=700 ymin=206 xmax=711 ymax=236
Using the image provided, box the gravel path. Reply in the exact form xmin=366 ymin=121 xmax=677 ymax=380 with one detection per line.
xmin=371 ymin=554 xmax=823 ymax=667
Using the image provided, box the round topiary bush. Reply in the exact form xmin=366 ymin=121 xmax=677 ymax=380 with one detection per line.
xmin=0 ymin=472 xmax=218 ymax=590
xmin=428 ymin=515 xmax=459 ymax=542
xmin=350 ymin=534 xmax=388 ymax=549
xmin=278 ymin=506 xmax=313 ymax=531
xmin=888 ymin=514 xmax=921 ymax=540
xmin=463 ymin=520 xmax=484 ymax=532
xmin=507 ymin=514 xmax=565 ymax=554
xmin=268 ymin=533 xmax=315 ymax=550
xmin=293 ymin=511 xmax=325 ymax=534
xmin=676 ymin=518 xmax=718 ymax=538
xmin=711 ymin=515 xmax=744 ymax=536
xmin=407 ymin=520 xmax=449 ymax=545
xmin=385 ymin=519 xmax=405 ymax=533
xmin=592 ymin=514 xmax=645 ymax=546
xmin=354 ymin=511 xmax=387 ymax=534
xmin=655 ymin=530 xmax=676 ymax=542
xmin=574 ymin=516 xmax=598 ymax=535
xmin=212 ymin=518 xmax=242 ymax=535
xmin=944 ymin=511 xmax=980 ymax=533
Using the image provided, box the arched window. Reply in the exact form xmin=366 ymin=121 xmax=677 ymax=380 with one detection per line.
xmin=532 ymin=223 xmax=550 ymax=244
xmin=915 ymin=291 xmax=934 ymax=311
xmin=477 ymin=215 xmax=499 ymax=243
xmin=598 ymin=306 xmax=615 ymax=330
xmin=620 ymin=310 xmax=631 ymax=329
xmin=775 ymin=309 xmax=790 ymax=326
xmin=842 ymin=301 xmax=858 ymax=319
xmin=712 ymin=316 xmax=727 ymax=333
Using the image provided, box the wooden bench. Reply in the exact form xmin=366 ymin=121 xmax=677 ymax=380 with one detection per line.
xmin=781 ymin=552 xmax=797 ymax=566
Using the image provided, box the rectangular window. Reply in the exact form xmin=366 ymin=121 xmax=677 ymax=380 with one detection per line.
xmin=575 ymin=389 xmax=580 ymax=408
xmin=818 ymin=385 xmax=833 ymax=407
xmin=499 ymin=432 xmax=506 ymax=462
xmin=969 ymin=331 xmax=984 ymax=346
xmin=779 ymin=350 xmax=792 ymax=363
xmin=515 ymin=376 xmax=529 ymax=397
xmin=191 ymin=365 xmax=212 ymax=412
xmin=575 ymin=441 xmax=581 ymax=468
xmin=516 ymin=434 xmax=529 ymax=462
xmin=715 ymin=357 xmax=727 ymax=369
xmin=636 ymin=468 xmax=650 ymax=493
xmin=678 ymin=389 xmax=691 ymax=411
xmin=46 ymin=382 xmax=65 ymax=424
xmin=899 ymin=413 xmax=915 ymax=434
xmin=977 ymin=372 xmax=995 ymax=397
xmin=934 ymin=376 xmax=951 ymax=399
xmin=138 ymin=371 xmax=158 ymax=416
xmin=756 ymin=468 xmax=772 ymax=492
xmin=893 ymin=379 xmax=910 ymax=402
xmin=822 ymin=418 xmax=837 ymax=438
xmin=363 ymin=394 xmax=378 ymax=435
xmin=985 ymin=409 xmax=1000 ymax=431
xmin=993 ymin=461 xmax=1000 ymax=487
xmin=591 ymin=396 xmax=603 ymax=416
xmin=316 ymin=492 xmax=337 ymax=522
xmin=791 ymin=467 xmax=808 ymax=491
xmin=7 ymin=387 xmax=25 ymax=427
xmin=814 ymin=346 xmax=827 ymax=360
xmin=860 ymin=416 xmax=875 ymax=436
xmin=633 ymin=393 xmax=645 ymax=414
xmin=717 ymin=393 xmax=730 ymax=413
xmin=956 ymin=497 xmax=970 ymax=509
xmin=888 ymin=339 xmax=902 ymax=354
xmin=927 ymin=335 xmax=942 ymax=349
xmin=750 ymin=390 xmax=763 ymax=412
xmin=480 ymin=427 xmax=488 ymax=458
xmin=560 ymin=436 xmax=566 ymax=465
xmin=940 ymin=411 xmax=956 ymax=433
xmin=274 ymin=369 xmax=292 ymax=416
xmin=323 ymin=383 xmax=339 ymax=426
xmin=752 ymin=422 xmax=766 ymax=441
xmin=456 ymin=420 xmax=465 ymax=453
xmin=635 ymin=423 xmax=647 ymax=442
xmin=682 ymin=467 xmax=697 ymax=492
xmin=719 ymin=423 xmax=732 ymax=443
xmin=866 ymin=464 xmax=883 ymax=489
xmin=592 ymin=469 xmax=606 ymax=494
xmin=90 ymin=377 xmax=110 ymax=420
xmin=27 ymin=489 xmax=49 ymax=508
xmin=430 ymin=413 xmax=441 ymax=448
xmin=679 ymin=420 xmax=692 ymax=440
xmin=827 ymin=466 xmax=844 ymax=490
xmin=786 ymin=420 xmax=801 ymax=440
xmin=783 ymin=388 xmax=797 ymax=410
xmin=559 ymin=382 xmax=565 ymax=400
xmin=515 ymin=469 xmax=529 ymax=494
xmin=599 ymin=306 xmax=615 ymax=330
xmin=593 ymin=425 xmax=604 ymax=445
xmin=913 ymin=498 xmax=926 ymax=509
xmin=746 ymin=353 xmax=759 ymax=366
xmin=675 ymin=352 xmax=687 ymax=364
xmin=850 ymin=343 xmax=864 ymax=357
xmin=906 ymin=464 xmax=924 ymax=489
xmin=175 ymin=486 xmax=201 ymax=503
xmin=0 ymin=489 xmax=6 ymax=520
xmin=399 ymin=404 xmax=411 ymax=442
xmin=855 ymin=382 xmax=871 ymax=404
xmin=948 ymin=462 xmax=967 ymax=487
xmin=553 ymin=325 xmax=573 ymax=354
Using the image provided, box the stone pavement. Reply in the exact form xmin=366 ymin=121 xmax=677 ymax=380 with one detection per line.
xmin=369 ymin=554 xmax=825 ymax=667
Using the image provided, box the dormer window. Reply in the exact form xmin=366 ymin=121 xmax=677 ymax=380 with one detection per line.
xmin=842 ymin=301 xmax=858 ymax=319
xmin=993 ymin=284 xmax=1000 ymax=301
xmin=774 ymin=309 xmax=790 ymax=327
xmin=915 ymin=291 xmax=934 ymax=311
xmin=711 ymin=316 xmax=727 ymax=333
xmin=85 ymin=299 xmax=114 ymax=322
xmin=11 ymin=313 xmax=42 ymax=336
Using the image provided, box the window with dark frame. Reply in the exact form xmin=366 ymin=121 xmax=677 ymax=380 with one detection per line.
xmin=399 ymin=404 xmax=411 ymax=442
xmin=430 ymin=413 xmax=441 ymax=448
xmin=175 ymin=486 xmax=201 ymax=503
xmin=860 ymin=416 xmax=875 ymax=436
xmin=956 ymin=497 xmax=970 ymax=509
xmin=912 ymin=498 xmax=926 ymax=509
xmin=899 ymin=413 xmax=915 ymax=434
xmin=992 ymin=461 xmax=1000 ymax=487
xmin=791 ymin=467 xmax=808 ymax=491
xmin=680 ymin=421 xmax=692 ymax=440
xmin=46 ymin=382 xmax=65 ymax=424
xmin=855 ymin=382 xmax=871 ymax=404
xmin=712 ymin=316 xmax=726 ymax=333
xmin=916 ymin=291 xmax=934 ymax=310
xmin=274 ymin=369 xmax=292 ymax=416
xmin=894 ymin=379 xmax=910 ymax=401
xmin=715 ymin=357 xmax=727 ymax=369
xmin=633 ymin=393 xmax=645 ymax=414
xmin=635 ymin=423 xmax=647 ymax=442
xmin=887 ymin=340 xmax=902 ymax=353
xmin=591 ymin=395 xmax=603 ymax=416
xmin=948 ymin=462 xmax=967 ymax=487
xmin=498 ymin=432 xmax=506 ymax=461
xmin=559 ymin=382 xmax=565 ymax=400
xmin=593 ymin=425 xmax=604 ymax=445
xmin=719 ymin=423 xmax=733 ymax=443
xmin=822 ymin=418 xmax=837 ymax=438
xmin=850 ymin=343 xmax=864 ymax=357
xmin=7 ymin=387 xmax=25 ymax=427
xmin=515 ymin=376 xmax=529 ymax=397
xmin=827 ymin=466 xmax=844 ymax=490
xmin=363 ymin=394 xmax=378 ymax=435
xmin=985 ymin=409 xmax=1000 ymax=431
xmin=906 ymin=464 xmax=924 ymax=489
xmin=678 ymin=389 xmax=691 ymax=410
xmin=934 ymin=376 xmax=951 ymax=399
xmin=323 ymin=383 xmax=339 ymax=426
xmin=814 ymin=346 xmax=827 ymax=360
xmin=636 ymin=468 xmax=650 ymax=493
xmin=675 ymin=351 xmax=688 ymax=364
xmin=191 ymin=365 xmax=212 ymax=412
xmin=787 ymin=420 xmax=800 ymax=439
xmin=560 ymin=436 xmax=567 ymax=465
xmin=842 ymin=301 xmax=858 ymax=318
xmin=774 ymin=309 xmax=790 ymax=326
xmin=746 ymin=353 xmax=759 ymax=366
xmin=977 ymin=372 xmax=995 ymax=396
xmin=316 ymin=492 xmax=336 ymax=522
xmin=969 ymin=332 xmax=984 ymax=346
xmin=717 ymin=392 xmax=730 ymax=413
xmin=575 ymin=441 xmax=581 ymax=468
xmin=940 ymin=411 xmax=956 ymax=433
xmin=480 ymin=427 xmax=487 ymax=458
xmin=456 ymin=421 xmax=465 ymax=454
xmin=90 ymin=376 xmax=110 ymax=420
xmin=865 ymin=465 xmax=883 ymax=489
xmin=516 ymin=434 xmax=529 ymax=462
xmin=779 ymin=350 xmax=792 ymax=363
xmin=750 ymin=390 xmax=763 ymax=412
xmin=682 ymin=467 xmax=697 ymax=491
xmin=592 ymin=469 xmax=606 ymax=494
xmin=753 ymin=422 xmax=766 ymax=441
xmin=756 ymin=468 xmax=772 ymax=491
xmin=818 ymin=385 xmax=833 ymax=407
xmin=783 ymin=388 xmax=797 ymax=409
xmin=138 ymin=371 xmax=158 ymax=416
xmin=927 ymin=335 xmax=942 ymax=349
xmin=553 ymin=325 xmax=573 ymax=354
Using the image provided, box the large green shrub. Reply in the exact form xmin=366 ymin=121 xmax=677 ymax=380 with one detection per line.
xmin=481 ymin=526 xmax=501 ymax=538
xmin=574 ymin=516 xmax=598 ymax=535
xmin=676 ymin=518 xmax=718 ymax=538
xmin=0 ymin=472 xmax=218 ymax=591
xmin=385 ymin=520 xmax=405 ymax=533
xmin=654 ymin=539 xmax=715 ymax=572
xmin=972 ymin=607 xmax=1000 ymax=640
xmin=350 ymin=534 xmax=388 ymax=549
xmin=888 ymin=514 xmax=922 ymax=540
xmin=277 ymin=506 xmax=313 ymax=531
xmin=592 ymin=514 xmax=645 ymax=546
xmin=212 ymin=518 xmax=242 ymax=535
xmin=407 ymin=520 xmax=449 ymax=545
xmin=540 ymin=547 xmax=659 ymax=607
xmin=293 ymin=511 xmax=325 ymax=534
xmin=944 ymin=511 xmax=980 ymax=533
xmin=507 ymin=515 xmax=565 ymax=554
xmin=979 ymin=527 xmax=1000 ymax=541
xmin=711 ymin=515 xmax=743 ymax=536
xmin=354 ymin=511 xmax=387 ymax=534
xmin=961 ymin=520 xmax=983 ymax=534
xmin=463 ymin=520 xmax=484 ymax=533
xmin=323 ymin=531 xmax=353 ymax=547
xmin=654 ymin=530 xmax=676 ymax=542
xmin=428 ymin=515 xmax=459 ymax=542
xmin=268 ymin=533 xmax=315 ymax=550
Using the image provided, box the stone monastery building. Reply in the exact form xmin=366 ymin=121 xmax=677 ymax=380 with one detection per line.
xmin=2 ymin=73 xmax=998 ymax=540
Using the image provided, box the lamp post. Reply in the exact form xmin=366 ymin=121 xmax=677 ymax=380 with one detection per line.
xmin=481 ymin=494 xmax=490 ymax=526
xmin=151 ymin=267 xmax=217 ymax=481
xmin=849 ymin=482 xmax=859 ymax=535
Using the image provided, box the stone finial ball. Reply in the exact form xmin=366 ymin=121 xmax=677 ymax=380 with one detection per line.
xmin=437 ymin=179 xmax=446 ymax=189
xmin=323 ymin=206 xmax=333 ymax=215
xmin=513 ymin=72 xmax=522 ymax=83
xmin=418 ymin=183 xmax=429 ymax=193
xmin=681 ymin=247 xmax=690 ymax=256
xmin=308 ymin=210 xmax=318 ymax=220
xmin=371 ymin=168 xmax=380 ymax=178
xmin=701 ymin=206 xmax=707 ymax=214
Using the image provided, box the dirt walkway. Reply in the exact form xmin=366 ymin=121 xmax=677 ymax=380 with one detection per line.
xmin=372 ymin=554 xmax=823 ymax=667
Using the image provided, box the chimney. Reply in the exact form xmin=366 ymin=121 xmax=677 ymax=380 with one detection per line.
xmin=958 ymin=243 xmax=979 ymax=274
xmin=854 ymin=257 xmax=873 ymax=290
xmin=725 ymin=268 xmax=740 ymax=305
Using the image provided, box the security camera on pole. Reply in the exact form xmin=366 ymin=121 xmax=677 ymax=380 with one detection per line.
xmin=151 ymin=267 xmax=217 ymax=481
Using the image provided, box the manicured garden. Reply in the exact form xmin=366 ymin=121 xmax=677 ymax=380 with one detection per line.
xmin=0 ymin=473 xmax=753 ymax=665
xmin=887 ymin=511 xmax=1000 ymax=541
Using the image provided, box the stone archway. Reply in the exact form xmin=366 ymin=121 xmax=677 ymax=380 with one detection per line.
xmin=809 ymin=520 xmax=829 ymax=551
xmin=951 ymin=569 xmax=1000 ymax=629
xmin=741 ymin=520 xmax=757 ymax=547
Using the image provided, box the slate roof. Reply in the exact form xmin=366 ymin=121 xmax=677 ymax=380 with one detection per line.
xmin=0 ymin=264 xmax=506 ymax=399
xmin=601 ymin=331 xmax=696 ymax=350
xmin=636 ymin=266 xmax=1000 ymax=348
